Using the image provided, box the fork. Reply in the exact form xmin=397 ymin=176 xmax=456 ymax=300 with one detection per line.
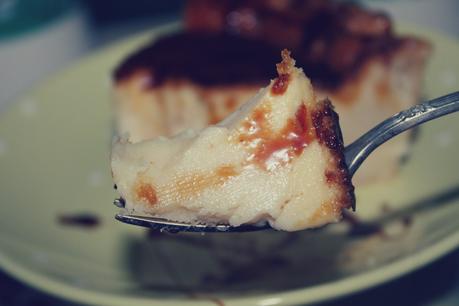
xmin=114 ymin=91 xmax=459 ymax=233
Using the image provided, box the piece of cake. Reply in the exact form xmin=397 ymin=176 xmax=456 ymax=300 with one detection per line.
xmin=112 ymin=51 xmax=354 ymax=231
xmin=114 ymin=0 xmax=430 ymax=184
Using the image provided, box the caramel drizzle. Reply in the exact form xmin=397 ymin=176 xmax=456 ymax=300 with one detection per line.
xmin=237 ymin=103 xmax=316 ymax=171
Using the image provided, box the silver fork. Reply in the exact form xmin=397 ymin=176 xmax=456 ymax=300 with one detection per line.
xmin=114 ymin=91 xmax=459 ymax=233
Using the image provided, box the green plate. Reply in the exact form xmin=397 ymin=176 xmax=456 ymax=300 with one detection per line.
xmin=1 ymin=22 xmax=459 ymax=306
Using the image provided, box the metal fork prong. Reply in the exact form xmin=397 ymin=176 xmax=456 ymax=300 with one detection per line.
xmin=113 ymin=198 xmax=125 ymax=208
xmin=115 ymin=214 xmax=271 ymax=233
xmin=344 ymin=91 xmax=459 ymax=176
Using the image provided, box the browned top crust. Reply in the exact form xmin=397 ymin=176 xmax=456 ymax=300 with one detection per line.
xmin=311 ymin=99 xmax=355 ymax=210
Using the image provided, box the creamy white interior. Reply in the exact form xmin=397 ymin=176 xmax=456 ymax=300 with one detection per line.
xmin=112 ymin=63 xmax=344 ymax=231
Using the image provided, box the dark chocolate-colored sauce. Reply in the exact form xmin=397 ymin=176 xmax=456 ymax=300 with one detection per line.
xmin=114 ymin=33 xmax=281 ymax=87
xmin=114 ymin=1 xmax=403 ymax=90
xmin=58 ymin=213 xmax=101 ymax=228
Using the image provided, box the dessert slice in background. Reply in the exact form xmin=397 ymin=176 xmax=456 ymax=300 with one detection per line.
xmin=113 ymin=0 xmax=430 ymax=185
xmin=112 ymin=51 xmax=354 ymax=231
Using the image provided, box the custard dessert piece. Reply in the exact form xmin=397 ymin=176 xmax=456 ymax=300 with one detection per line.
xmin=114 ymin=0 xmax=431 ymax=184
xmin=112 ymin=51 xmax=354 ymax=231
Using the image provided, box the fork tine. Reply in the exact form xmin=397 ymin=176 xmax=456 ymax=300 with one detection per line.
xmin=115 ymin=213 xmax=271 ymax=233
xmin=113 ymin=198 xmax=125 ymax=208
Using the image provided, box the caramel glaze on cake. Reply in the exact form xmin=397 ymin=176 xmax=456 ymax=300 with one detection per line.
xmin=114 ymin=33 xmax=279 ymax=88
xmin=115 ymin=0 xmax=423 ymax=91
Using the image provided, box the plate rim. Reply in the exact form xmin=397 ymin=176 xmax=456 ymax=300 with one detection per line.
xmin=1 ymin=229 xmax=458 ymax=306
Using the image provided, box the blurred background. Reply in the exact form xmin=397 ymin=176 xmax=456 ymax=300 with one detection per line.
xmin=1 ymin=0 xmax=459 ymax=305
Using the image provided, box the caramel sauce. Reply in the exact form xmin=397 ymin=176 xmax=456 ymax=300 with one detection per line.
xmin=216 ymin=165 xmax=238 ymax=178
xmin=325 ymin=170 xmax=338 ymax=184
xmin=271 ymin=74 xmax=290 ymax=95
xmin=136 ymin=183 xmax=158 ymax=206
xmin=114 ymin=32 xmax=280 ymax=88
xmin=238 ymin=103 xmax=315 ymax=171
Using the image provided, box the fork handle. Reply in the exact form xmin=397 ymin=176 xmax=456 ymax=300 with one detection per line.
xmin=344 ymin=91 xmax=459 ymax=177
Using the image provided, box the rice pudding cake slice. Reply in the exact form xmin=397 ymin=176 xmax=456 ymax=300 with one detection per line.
xmin=112 ymin=51 xmax=354 ymax=231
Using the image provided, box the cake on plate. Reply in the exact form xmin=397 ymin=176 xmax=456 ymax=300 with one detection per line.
xmin=112 ymin=51 xmax=355 ymax=231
